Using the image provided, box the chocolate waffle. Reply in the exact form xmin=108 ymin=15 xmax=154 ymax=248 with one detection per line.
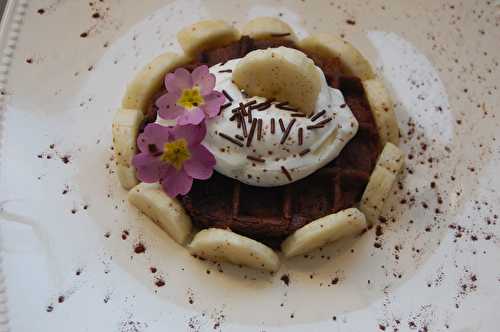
xmin=147 ymin=37 xmax=381 ymax=247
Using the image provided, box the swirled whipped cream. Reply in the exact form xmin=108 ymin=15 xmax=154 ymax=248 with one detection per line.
xmin=202 ymin=58 xmax=359 ymax=187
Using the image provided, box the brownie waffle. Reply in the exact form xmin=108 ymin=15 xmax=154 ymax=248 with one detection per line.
xmin=146 ymin=36 xmax=381 ymax=247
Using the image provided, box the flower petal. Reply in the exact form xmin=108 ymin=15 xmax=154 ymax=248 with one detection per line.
xmin=165 ymin=68 xmax=193 ymax=94
xmin=132 ymin=153 xmax=164 ymax=183
xmin=161 ymin=168 xmax=193 ymax=197
xmin=137 ymin=123 xmax=173 ymax=153
xmin=171 ymin=123 xmax=207 ymax=147
xmin=192 ymin=65 xmax=215 ymax=95
xmin=201 ymin=91 xmax=226 ymax=118
xmin=156 ymin=92 xmax=187 ymax=120
xmin=183 ymin=145 xmax=216 ymax=180
xmin=177 ymin=107 xmax=206 ymax=125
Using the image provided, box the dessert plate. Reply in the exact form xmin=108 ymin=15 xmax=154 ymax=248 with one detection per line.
xmin=0 ymin=0 xmax=499 ymax=331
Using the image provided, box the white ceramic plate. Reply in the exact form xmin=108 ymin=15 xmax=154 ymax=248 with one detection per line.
xmin=0 ymin=1 xmax=499 ymax=331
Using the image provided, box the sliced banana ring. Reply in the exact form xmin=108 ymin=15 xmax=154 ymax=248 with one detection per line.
xmin=359 ymin=143 xmax=404 ymax=225
xmin=177 ymin=20 xmax=241 ymax=56
xmin=281 ymin=208 xmax=367 ymax=258
xmin=188 ymin=228 xmax=280 ymax=272
xmin=362 ymin=79 xmax=400 ymax=146
xmin=112 ymin=108 xmax=144 ymax=190
xmin=128 ymin=183 xmax=193 ymax=245
xmin=122 ymin=52 xmax=190 ymax=113
xmin=299 ymin=33 xmax=375 ymax=81
xmin=241 ymin=17 xmax=297 ymax=42
xmin=376 ymin=142 xmax=405 ymax=175
xmin=232 ymin=46 xmax=321 ymax=115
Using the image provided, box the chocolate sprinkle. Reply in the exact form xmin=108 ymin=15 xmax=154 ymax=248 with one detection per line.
xmin=299 ymin=148 xmax=310 ymax=156
xmin=271 ymin=32 xmax=292 ymax=37
xmin=235 ymin=134 xmax=244 ymax=141
xmin=291 ymin=113 xmax=306 ymax=117
xmin=240 ymin=109 xmax=248 ymax=137
xmin=279 ymin=119 xmax=286 ymax=132
xmin=219 ymin=69 xmax=232 ymax=73
xmin=281 ymin=166 xmax=293 ymax=181
xmin=257 ymin=119 xmax=263 ymax=141
xmin=246 ymin=119 xmax=258 ymax=147
xmin=219 ymin=132 xmax=244 ymax=147
xmin=271 ymin=118 xmax=276 ymax=134
xmin=310 ymin=109 xmax=326 ymax=122
xmin=307 ymin=124 xmax=325 ymax=130
xmin=245 ymin=100 xmax=258 ymax=108
xmin=280 ymin=119 xmax=296 ymax=144
xmin=307 ymin=118 xmax=332 ymax=130
xmin=315 ymin=117 xmax=333 ymax=126
xmin=247 ymin=155 xmax=265 ymax=163
xmin=221 ymin=102 xmax=232 ymax=111
xmin=276 ymin=102 xmax=298 ymax=111
xmin=251 ymin=100 xmax=272 ymax=111
xmin=222 ymin=90 xmax=233 ymax=102
xmin=298 ymin=127 xmax=304 ymax=145
xmin=248 ymin=107 xmax=253 ymax=123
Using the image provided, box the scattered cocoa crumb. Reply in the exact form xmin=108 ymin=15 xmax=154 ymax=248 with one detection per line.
xmin=80 ymin=32 xmax=88 ymax=38
xmin=155 ymin=278 xmax=165 ymax=287
xmin=46 ymin=305 xmax=53 ymax=312
xmin=37 ymin=8 xmax=45 ymax=14
xmin=121 ymin=230 xmax=129 ymax=240
xmin=26 ymin=58 xmax=33 ymax=64
xmin=61 ymin=155 xmax=71 ymax=164
xmin=134 ymin=243 xmax=146 ymax=254
xmin=92 ymin=12 xmax=100 ymax=19
xmin=150 ymin=267 xmax=157 ymax=273
xmin=331 ymin=277 xmax=339 ymax=285
xmin=375 ymin=225 xmax=384 ymax=237
xmin=280 ymin=274 xmax=290 ymax=286
xmin=58 ymin=296 xmax=65 ymax=303
xmin=346 ymin=19 xmax=356 ymax=25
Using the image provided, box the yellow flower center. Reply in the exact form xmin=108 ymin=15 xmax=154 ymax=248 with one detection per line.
xmin=177 ymin=86 xmax=205 ymax=110
xmin=161 ymin=138 xmax=191 ymax=170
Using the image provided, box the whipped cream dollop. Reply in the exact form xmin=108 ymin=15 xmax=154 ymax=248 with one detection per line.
xmin=202 ymin=57 xmax=359 ymax=187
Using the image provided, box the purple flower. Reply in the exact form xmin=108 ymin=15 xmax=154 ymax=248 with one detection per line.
xmin=156 ymin=65 xmax=226 ymax=125
xmin=132 ymin=123 xmax=216 ymax=197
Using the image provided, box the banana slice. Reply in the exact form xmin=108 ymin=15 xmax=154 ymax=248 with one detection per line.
xmin=241 ymin=17 xmax=297 ymax=42
xmin=281 ymin=208 xmax=367 ymax=258
xmin=188 ymin=228 xmax=280 ymax=272
xmin=232 ymin=47 xmax=321 ymax=115
xmin=299 ymin=33 xmax=375 ymax=81
xmin=376 ymin=142 xmax=404 ymax=175
xmin=177 ymin=20 xmax=240 ymax=55
xmin=122 ymin=52 xmax=189 ymax=112
xmin=362 ymin=79 xmax=400 ymax=146
xmin=112 ymin=108 xmax=144 ymax=190
xmin=359 ymin=142 xmax=404 ymax=225
xmin=128 ymin=183 xmax=192 ymax=245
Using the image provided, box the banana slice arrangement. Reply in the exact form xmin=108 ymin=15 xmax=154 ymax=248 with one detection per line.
xmin=113 ymin=18 xmax=404 ymax=272
xmin=360 ymin=143 xmax=405 ymax=225
xmin=189 ymin=228 xmax=281 ymax=272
